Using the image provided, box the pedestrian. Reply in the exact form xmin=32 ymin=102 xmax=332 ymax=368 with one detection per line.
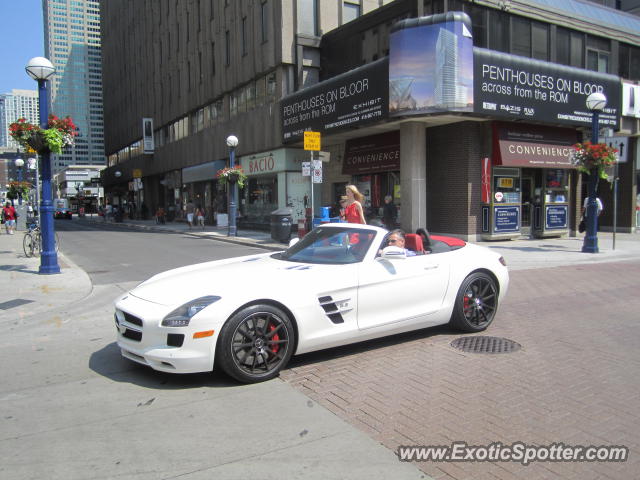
xmin=3 ymin=202 xmax=17 ymax=235
xmin=195 ymin=205 xmax=205 ymax=230
xmin=186 ymin=199 xmax=196 ymax=229
xmin=105 ymin=203 xmax=112 ymax=222
xmin=382 ymin=194 xmax=397 ymax=230
xmin=156 ymin=206 xmax=166 ymax=224
xmin=344 ymin=185 xmax=366 ymax=224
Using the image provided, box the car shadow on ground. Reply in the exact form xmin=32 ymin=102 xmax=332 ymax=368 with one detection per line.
xmin=285 ymin=323 xmax=460 ymax=370
xmin=89 ymin=342 xmax=239 ymax=389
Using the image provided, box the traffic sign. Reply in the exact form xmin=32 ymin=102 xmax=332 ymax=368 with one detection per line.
xmin=304 ymin=131 xmax=321 ymax=151
xmin=133 ymin=169 xmax=142 ymax=178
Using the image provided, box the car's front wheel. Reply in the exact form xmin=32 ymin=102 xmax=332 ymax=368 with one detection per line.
xmin=450 ymin=272 xmax=498 ymax=332
xmin=216 ymin=304 xmax=295 ymax=383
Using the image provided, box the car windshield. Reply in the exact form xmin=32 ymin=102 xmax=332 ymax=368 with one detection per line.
xmin=276 ymin=226 xmax=376 ymax=264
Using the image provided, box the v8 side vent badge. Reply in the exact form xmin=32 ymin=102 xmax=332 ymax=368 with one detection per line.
xmin=318 ymin=296 xmax=352 ymax=324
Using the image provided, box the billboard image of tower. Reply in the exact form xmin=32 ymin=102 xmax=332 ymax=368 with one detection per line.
xmin=389 ymin=12 xmax=473 ymax=116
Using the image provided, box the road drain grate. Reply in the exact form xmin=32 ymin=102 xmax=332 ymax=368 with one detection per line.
xmin=450 ymin=336 xmax=521 ymax=354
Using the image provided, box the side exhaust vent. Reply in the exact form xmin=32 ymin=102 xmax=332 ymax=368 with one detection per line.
xmin=318 ymin=295 xmax=352 ymax=324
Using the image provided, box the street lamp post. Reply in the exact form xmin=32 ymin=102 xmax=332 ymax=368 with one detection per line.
xmin=26 ymin=56 xmax=60 ymax=274
xmin=226 ymin=135 xmax=239 ymax=237
xmin=582 ymin=92 xmax=607 ymax=254
xmin=14 ymin=158 xmax=24 ymax=205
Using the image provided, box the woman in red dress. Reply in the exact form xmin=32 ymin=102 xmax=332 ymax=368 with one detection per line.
xmin=344 ymin=185 xmax=366 ymax=224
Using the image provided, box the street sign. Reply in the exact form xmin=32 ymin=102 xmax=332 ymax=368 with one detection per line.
xmin=302 ymin=162 xmax=311 ymax=176
xmin=312 ymin=160 xmax=322 ymax=184
xmin=304 ymin=131 xmax=321 ymax=151
xmin=133 ymin=169 xmax=142 ymax=178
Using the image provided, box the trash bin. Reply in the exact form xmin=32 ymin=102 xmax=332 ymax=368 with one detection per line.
xmin=270 ymin=208 xmax=292 ymax=243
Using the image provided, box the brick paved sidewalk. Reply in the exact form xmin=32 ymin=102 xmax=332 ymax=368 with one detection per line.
xmin=280 ymin=261 xmax=640 ymax=480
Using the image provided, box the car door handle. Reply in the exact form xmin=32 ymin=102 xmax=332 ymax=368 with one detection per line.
xmin=424 ymin=264 xmax=439 ymax=270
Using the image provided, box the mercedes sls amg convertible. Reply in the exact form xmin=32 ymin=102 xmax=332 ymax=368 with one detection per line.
xmin=114 ymin=224 xmax=508 ymax=383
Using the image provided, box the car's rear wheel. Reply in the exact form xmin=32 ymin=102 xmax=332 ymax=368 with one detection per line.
xmin=217 ymin=304 xmax=295 ymax=383
xmin=450 ymin=272 xmax=498 ymax=332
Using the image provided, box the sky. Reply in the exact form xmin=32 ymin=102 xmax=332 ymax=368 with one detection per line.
xmin=0 ymin=0 xmax=46 ymax=94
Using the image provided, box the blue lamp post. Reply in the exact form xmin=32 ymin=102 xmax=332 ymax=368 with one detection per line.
xmin=26 ymin=56 xmax=60 ymax=274
xmin=14 ymin=157 xmax=24 ymax=205
xmin=226 ymin=135 xmax=239 ymax=237
xmin=581 ymin=92 xmax=607 ymax=254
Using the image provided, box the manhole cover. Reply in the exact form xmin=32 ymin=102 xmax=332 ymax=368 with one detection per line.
xmin=450 ymin=336 xmax=521 ymax=354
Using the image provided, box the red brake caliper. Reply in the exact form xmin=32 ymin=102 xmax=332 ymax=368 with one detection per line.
xmin=269 ymin=324 xmax=280 ymax=353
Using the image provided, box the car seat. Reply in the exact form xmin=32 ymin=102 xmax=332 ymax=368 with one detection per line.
xmin=404 ymin=233 xmax=425 ymax=254
xmin=415 ymin=228 xmax=432 ymax=252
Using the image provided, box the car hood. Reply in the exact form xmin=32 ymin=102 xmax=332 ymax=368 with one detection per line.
xmin=129 ymin=252 xmax=324 ymax=306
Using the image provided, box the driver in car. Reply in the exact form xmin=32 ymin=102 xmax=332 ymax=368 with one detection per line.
xmin=386 ymin=229 xmax=417 ymax=256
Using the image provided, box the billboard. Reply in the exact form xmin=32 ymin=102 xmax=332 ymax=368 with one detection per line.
xmin=389 ymin=12 xmax=474 ymax=116
xmin=281 ymin=58 xmax=389 ymax=143
xmin=474 ymin=48 xmax=620 ymax=129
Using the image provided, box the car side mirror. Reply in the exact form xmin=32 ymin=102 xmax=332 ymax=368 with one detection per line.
xmin=380 ymin=245 xmax=407 ymax=259
xmin=288 ymin=238 xmax=300 ymax=248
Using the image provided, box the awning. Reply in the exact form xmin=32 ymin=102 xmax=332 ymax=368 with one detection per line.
xmin=182 ymin=160 xmax=226 ymax=183
xmin=342 ymin=131 xmax=400 ymax=175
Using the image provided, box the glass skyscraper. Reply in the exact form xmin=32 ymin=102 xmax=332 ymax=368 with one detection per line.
xmin=0 ymin=89 xmax=39 ymax=148
xmin=43 ymin=0 xmax=104 ymax=172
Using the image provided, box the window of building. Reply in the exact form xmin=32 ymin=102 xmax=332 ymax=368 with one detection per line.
xmin=211 ymin=41 xmax=216 ymax=75
xmin=261 ymin=1 xmax=269 ymax=42
xmin=343 ymin=1 xmax=361 ymax=24
xmin=225 ymin=30 xmax=230 ymax=66
xmin=242 ymin=16 xmax=248 ymax=55
xmin=586 ymin=35 xmax=610 ymax=73
xmin=570 ymin=32 xmax=584 ymax=68
xmin=297 ymin=0 xmax=317 ymax=36
xmin=488 ymin=9 xmax=509 ymax=53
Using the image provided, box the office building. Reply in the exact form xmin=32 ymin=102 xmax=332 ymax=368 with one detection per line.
xmin=101 ymin=0 xmax=640 ymax=236
xmin=43 ymin=0 xmax=104 ymax=172
xmin=0 ymin=90 xmax=39 ymax=148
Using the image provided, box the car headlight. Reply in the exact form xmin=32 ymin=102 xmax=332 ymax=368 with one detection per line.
xmin=161 ymin=296 xmax=221 ymax=327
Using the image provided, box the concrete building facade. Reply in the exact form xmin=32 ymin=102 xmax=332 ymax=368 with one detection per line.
xmin=101 ymin=0 xmax=640 ymax=237
xmin=44 ymin=0 xmax=105 ymax=172
xmin=0 ymin=90 xmax=39 ymax=149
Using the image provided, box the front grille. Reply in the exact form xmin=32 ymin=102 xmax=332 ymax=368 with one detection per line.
xmin=123 ymin=328 xmax=142 ymax=342
xmin=167 ymin=333 xmax=184 ymax=347
xmin=123 ymin=311 xmax=143 ymax=326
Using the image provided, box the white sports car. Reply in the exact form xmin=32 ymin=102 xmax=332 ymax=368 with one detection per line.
xmin=114 ymin=224 xmax=508 ymax=383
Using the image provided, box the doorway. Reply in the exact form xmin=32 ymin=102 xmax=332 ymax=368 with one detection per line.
xmin=521 ymin=175 xmax=534 ymax=236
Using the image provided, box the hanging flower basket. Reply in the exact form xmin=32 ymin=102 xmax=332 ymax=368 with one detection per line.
xmin=6 ymin=181 xmax=32 ymax=200
xmin=9 ymin=115 xmax=78 ymax=155
xmin=571 ymin=141 xmax=618 ymax=179
xmin=26 ymin=131 xmax=50 ymax=154
xmin=216 ymin=166 xmax=247 ymax=188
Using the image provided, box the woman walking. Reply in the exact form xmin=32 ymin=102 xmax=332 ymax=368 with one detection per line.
xmin=344 ymin=185 xmax=366 ymax=224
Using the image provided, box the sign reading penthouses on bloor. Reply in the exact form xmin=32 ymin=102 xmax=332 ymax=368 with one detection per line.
xmin=281 ymin=58 xmax=389 ymax=143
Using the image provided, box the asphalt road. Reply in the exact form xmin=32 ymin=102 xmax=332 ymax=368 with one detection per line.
xmin=54 ymin=219 xmax=267 ymax=284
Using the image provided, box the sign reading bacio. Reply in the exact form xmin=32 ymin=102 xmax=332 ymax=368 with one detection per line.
xmin=281 ymin=58 xmax=389 ymax=143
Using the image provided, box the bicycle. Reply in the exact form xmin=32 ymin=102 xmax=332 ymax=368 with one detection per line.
xmin=23 ymin=223 xmax=60 ymax=258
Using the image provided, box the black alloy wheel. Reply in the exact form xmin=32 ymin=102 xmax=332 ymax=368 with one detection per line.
xmin=217 ymin=304 xmax=295 ymax=383
xmin=450 ymin=272 xmax=498 ymax=332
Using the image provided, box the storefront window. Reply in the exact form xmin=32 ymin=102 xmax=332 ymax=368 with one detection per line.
xmin=493 ymin=168 xmax=520 ymax=203
xmin=544 ymin=169 xmax=568 ymax=203
xmin=244 ymin=176 xmax=278 ymax=224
